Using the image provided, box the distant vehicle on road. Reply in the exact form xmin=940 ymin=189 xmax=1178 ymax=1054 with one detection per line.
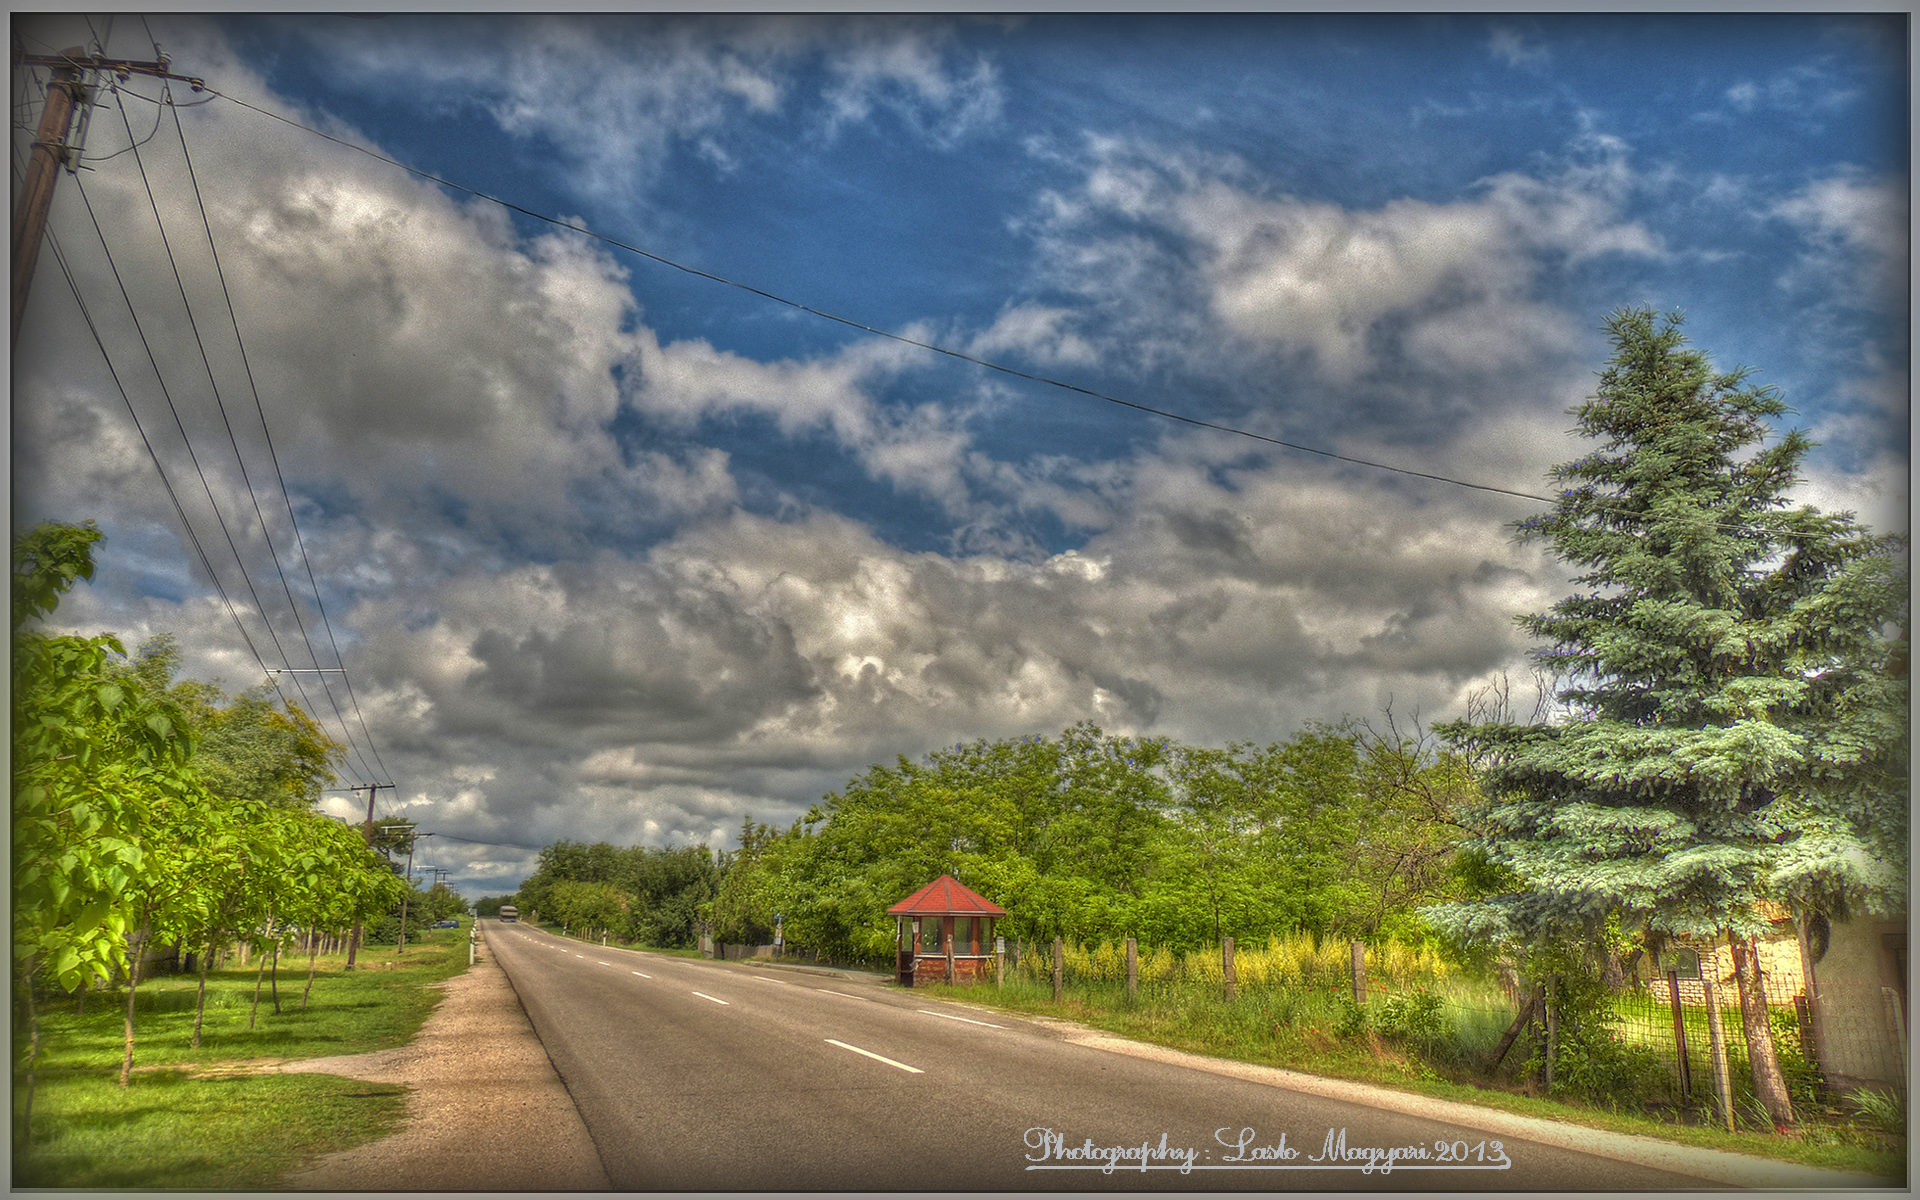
xmin=433 ymin=919 xmax=460 ymax=928
xmin=498 ymin=905 xmax=519 ymax=922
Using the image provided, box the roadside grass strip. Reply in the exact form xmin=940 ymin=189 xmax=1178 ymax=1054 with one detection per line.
xmin=825 ymin=1039 xmax=924 ymax=1074
xmin=691 ymin=991 xmax=731 ymax=1006
xmin=918 ymin=1008 xmax=1005 ymax=1028
xmin=13 ymin=933 xmax=469 ymax=1189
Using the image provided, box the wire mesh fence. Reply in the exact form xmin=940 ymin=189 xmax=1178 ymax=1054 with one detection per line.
xmin=990 ymin=932 xmax=1907 ymax=1115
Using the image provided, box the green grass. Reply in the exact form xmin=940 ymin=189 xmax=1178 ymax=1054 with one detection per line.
xmin=919 ymin=973 xmax=1906 ymax=1182
xmin=13 ymin=925 xmax=472 ymax=1189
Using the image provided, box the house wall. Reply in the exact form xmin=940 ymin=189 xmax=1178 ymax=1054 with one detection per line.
xmin=1645 ymin=925 xmax=1805 ymax=1005
xmin=1808 ymin=913 xmax=1908 ymax=1099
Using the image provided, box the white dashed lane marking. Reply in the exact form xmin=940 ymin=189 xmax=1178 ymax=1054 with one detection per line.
xmin=826 ymin=1039 xmax=923 ymax=1074
xmin=918 ymin=1009 xmax=1005 ymax=1028
xmin=692 ymin=991 xmax=731 ymax=1006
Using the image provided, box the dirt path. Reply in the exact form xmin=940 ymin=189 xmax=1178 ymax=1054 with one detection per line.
xmin=277 ymin=932 xmax=609 ymax=1190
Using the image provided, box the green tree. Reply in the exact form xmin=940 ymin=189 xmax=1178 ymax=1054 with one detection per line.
xmin=1428 ymin=309 xmax=1908 ymax=1125
xmin=116 ymin=635 xmax=343 ymax=809
xmin=12 ymin=521 xmax=209 ymax=1111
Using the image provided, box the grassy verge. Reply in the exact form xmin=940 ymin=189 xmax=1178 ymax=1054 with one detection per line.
xmin=918 ymin=975 xmax=1906 ymax=1182
xmin=13 ymin=923 xmax=473 ymax=1189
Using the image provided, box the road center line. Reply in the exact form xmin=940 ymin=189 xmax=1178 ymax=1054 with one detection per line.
xmin=631 ymin=970 xmax=652 ymax=978
xmin=691 ymin=991 xmax=731 ymax=1006
xmin=814 ymin=989 xmax=864 ymax=1000
xmin=597 ymin=961 xmax=611 ymax=966
xmin=917 ymin=1008 xmax=1005 ymax=1028
xmin=826 ymin=1038 xmax=924 ymax=1074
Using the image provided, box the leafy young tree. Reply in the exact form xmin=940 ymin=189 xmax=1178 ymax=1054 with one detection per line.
xmin=1428 ymin=309 xmax=1908 ymax=1125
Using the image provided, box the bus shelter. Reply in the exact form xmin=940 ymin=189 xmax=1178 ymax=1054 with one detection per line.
xmin=887 ymin=875 xmax=1005 ymax=987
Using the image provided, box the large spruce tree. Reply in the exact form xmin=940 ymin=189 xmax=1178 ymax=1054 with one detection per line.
xmin=1431 ymin=309 xmax=1908 ymax=1125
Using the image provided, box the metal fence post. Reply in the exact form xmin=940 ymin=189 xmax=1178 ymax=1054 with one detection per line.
xmin=1703 ymin=977 xmax=1735 ymax=1132
xmin=1125 ymin=937 xmax=1138 ymax=1004
xmin=1052 ymin=937 xmax=1064 ymax=1002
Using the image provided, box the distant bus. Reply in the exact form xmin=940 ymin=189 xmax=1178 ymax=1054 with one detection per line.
xmin=498 ymin=905 xmax=519 ymax=923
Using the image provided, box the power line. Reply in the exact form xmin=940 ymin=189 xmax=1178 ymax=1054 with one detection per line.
xmin=64 ymin=199 xmax=372 ymax=785
xmin=119 ymin=83 xmax=384 ymax=787
xmin=164 ymin=87 xmax=393 ymax=786
xmin=39 ymin=201 xmax=289 ymax=698
xmin=112 ymin=98 xmax=375 ymax=787
xmin=204 ymin=85 xmax=1555 ymax=508
xmin=203 ymin=82 xmax=1833 ymax=547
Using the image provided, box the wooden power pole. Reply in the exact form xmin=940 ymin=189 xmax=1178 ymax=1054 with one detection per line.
xmin=344 ymin=782 xmax=395 ymax=970
xmin=11 ymin=46 xmax=204 ymax=347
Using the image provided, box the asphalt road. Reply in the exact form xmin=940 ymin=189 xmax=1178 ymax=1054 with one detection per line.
xmin=485 ymin=922 xmax=1730 ymax=1191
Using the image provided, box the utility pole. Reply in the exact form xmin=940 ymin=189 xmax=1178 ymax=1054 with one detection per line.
xmin=395 ymin=821 xmax=419 ymax=954
xmin=11 ymin=46 xmax=205 ymax=347
xmin=344 ymin=782 xmax=395 ymax=970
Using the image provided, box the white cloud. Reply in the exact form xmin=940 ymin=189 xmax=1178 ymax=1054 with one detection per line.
xmin=1771 ymin=169 xmax=1908 ymax=307
xmin=1488 ymin=26 xmax=1550 ymax=70
xmin=1027 ymin=136 xmax=1661 ymax=386
xmin=290 ymin=15 xmax=1003 ymax=203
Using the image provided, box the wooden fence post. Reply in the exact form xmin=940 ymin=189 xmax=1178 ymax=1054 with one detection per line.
xmin=1223 ymin=937 xmax=1236 ymax=1002
xmin=1125 ymin=937 xmax=1138 ymax=1004
xmin=1544 ymin=975 xmax=1560 ymax=1092
xmin=1052 ymin=937 xmax=1064 ymax=1002
xmin=1703 ymin=977 xmax=1735 ymax=1132
xmin=1351 ymin=941 xmax=1367 ymax=1007
xmin=1667 ymin=970 xmax=1693 ymax=1100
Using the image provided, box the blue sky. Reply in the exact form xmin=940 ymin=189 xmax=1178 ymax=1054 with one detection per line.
xmin=12 ymin=14 xmax=1907 ymax=897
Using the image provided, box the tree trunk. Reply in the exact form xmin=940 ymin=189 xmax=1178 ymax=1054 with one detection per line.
xmin=19 ymin=956 xmax=40 ymax=1144
xmin=249 ymin=918 xmax=274 ymax=1029
xmin=120 ymin=928 xmax=149 ymax=1089
xmin=1729 ymin=930 xmax=1794 ymax=1126
xmin=301 ymin=936 xmax=320 ymax=1010
xmin=192 ymin=943 xmax=212 ymax=1050
xmin=1601 ymin=945 xmax=1627 ymax=993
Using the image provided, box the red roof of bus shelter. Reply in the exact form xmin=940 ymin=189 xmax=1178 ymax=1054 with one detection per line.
xmin=886 ymin=875 xmax=1006 ymax=917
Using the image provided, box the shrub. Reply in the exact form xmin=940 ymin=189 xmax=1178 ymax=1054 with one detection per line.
xmin=1535 ymin=974 xmax=1670 ymax=1108
xmin=1333 ymin=993 xmax=1370 ymax=1039
xmin=1375 ymin=986 xmax=1446 ymax=1052
xmin=1142 ymin=945 xmax=1177 ymax=983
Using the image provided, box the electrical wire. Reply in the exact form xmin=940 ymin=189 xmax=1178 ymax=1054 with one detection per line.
xmin=68 ymin=171 xmax=372 ymax=786
xmin=203 ymin=86 xmax=1556 ymax=507
xmin=80 ymin=81 xmax=167 ymax=165
xmin=203 ymin=83 xmax=1836 ymax=548
xmin=118 ymin=90 xmax=381 ymax=787
xmin=39 ymin=215 xmax=284 ymax=693
xmin=167 ymin=93 xmax=394 ymax=786
xmin=129 ymin=15 xmax=391 ymax=786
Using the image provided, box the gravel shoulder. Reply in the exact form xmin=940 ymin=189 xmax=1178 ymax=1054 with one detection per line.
xmin=276 ymin=929 xmax=610 ymax=1191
